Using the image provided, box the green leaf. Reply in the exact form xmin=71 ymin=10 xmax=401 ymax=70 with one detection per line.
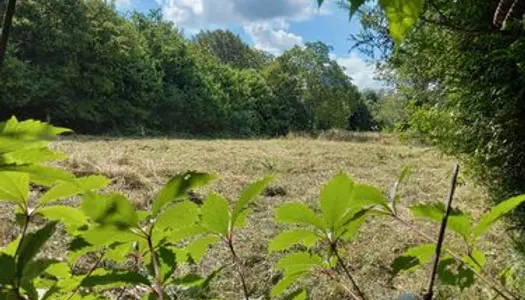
xmin=201 ymin=193 xmax=230 ymax=237
xmin=1 ymin=147 xmax=67 ymax=165
xmin=105 ymin=242 xmax=132 ymax=263
xmin=0 ymin=172 xmax=29 ymax=205
xmin=39 ymin=176 xmax=111 ymax=204
xmin=82 ymin=193 xmax=138 ymax=229
xmin=186 ymin=236 xmax=220 ymax=262
xmin=37 ymin=206 xmax=88 ymax=234
xmin=410 ymin=203 xmax=472 ymax=240
xmin=320 ymin=173 xmax=354 ymax=230
xmin=391 ymin=244 xmax=435 ymax=275
xmin=379 ymin=0 xmax=423 ymax=44
xmin=473 ymin=195 xmax=525 ymax=238
xmin=81 ymin=226 xmax=138 ymax=246
xmin=276 ymin=252 xmax=324 ymax=276
xmin=169 ymin=225 xmax=208 ymax=244
xmin=275 ymin=202 xmax=325 ymax=229
xmin=45 ymin=262 xmax=71 ymax=279
xmin=173 ymin=273 xmax=204 ymax=287
xmin=0 ymin=165 xmax=75 ymax=187
xmin=283 ymin=288 xmax=307 ymax=300
xmin=17 ymin=222 xmax=57 ymax=276
xmin=152 ymin=171 xmax=214 ymax=215
xmin=389 ymin=166 xmax=412 ymax=214
xmin=271 ymin=274 xmax=303 ymax=298
xmin=231 ymin=176 xmax=273 ymax=227
xmin=348 ymin=0 xmax=366 ymax=16
xmin=462 ymin=249 xmax=486 ymax=273
xmin=0 ymin=253 xmax=16 ymax=284
xmin=437 ymin=258 xmax=475 ymax=290
xmin=157 ymin=247 xmax=177 ymax=281
xmin=81 ymin=271 xmax=150 ymax=288
xmin=21 ymin=258 xmax=58 ymax=281
xmin=156 ymin=200 xmax=199 ymax=231
xmin=269 ymin=229 xmax=321 ymax=252
xmin=337 ymin=209 xmax=370 ymax=241
xmin=352 ymin=183 xmax=388 ymax=210
xmin=232 ymin=208 xmax=252 ymax=229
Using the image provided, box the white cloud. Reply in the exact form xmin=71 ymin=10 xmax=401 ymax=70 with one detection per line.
xmin=244 ymin=21 xmax=303 ymax=55
xmin=113 ymin=0 xmax=131 ymax=8
xmin=156 ymin=0 xmax=324 ymax=54
xmin=336 ymin=53 xmax=384 ymax=90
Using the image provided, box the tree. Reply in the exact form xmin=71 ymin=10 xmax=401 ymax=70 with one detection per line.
xmin=194 ymin=29 xmax=271 ymax=70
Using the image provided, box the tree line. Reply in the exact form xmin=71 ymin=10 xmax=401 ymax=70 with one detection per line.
xmin=0 ymin=0 xmax=387 ymax=136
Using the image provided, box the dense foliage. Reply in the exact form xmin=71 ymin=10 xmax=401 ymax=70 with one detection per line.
xmin=1 ymin=117 xmax=524 ymax=299
xmin=349 ymin=0 xmax=525 ymax=200
xmin=0 ymin=0 xmax=378 ymax=136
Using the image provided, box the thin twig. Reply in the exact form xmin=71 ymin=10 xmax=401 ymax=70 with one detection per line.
xmin=423 ymin=163 xmax=459 ymax=300
xmin=330 ymin=243 xmax=366 ymax=300
xmin=0 ymin=0 xmax=17 ymax=66
xmin=66 ymin=251 xmax=105 ymax=300
xmin=226 ymin=238 xmax=250 ymax=300
xmin=393 ymin=217 xmax=518 ymax=300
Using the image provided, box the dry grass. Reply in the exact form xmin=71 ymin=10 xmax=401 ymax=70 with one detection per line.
xmin=1 ymin=134 xmax=521 ymax=299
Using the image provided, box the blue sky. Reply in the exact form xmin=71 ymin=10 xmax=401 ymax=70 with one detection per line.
xmin=115 ymin=0 xmax=382 ymax=89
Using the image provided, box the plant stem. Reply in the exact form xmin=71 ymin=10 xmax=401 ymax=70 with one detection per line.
xmin=393 ymin=216 xmax=519 ymax=300
xmin=330 ymin=243 xmax=366 ymax=300
xmin=66 ymin=251 xmax=105 ymax=300
xmin=423 ymin=163 xmax=459 ymax=300
xmin=13 ymin=210 xmax=30 ymax=299
xmin=147 ymin=235 xmax=164 ymax=300
xmin=226 ymin=238 xmax=250 ymax=300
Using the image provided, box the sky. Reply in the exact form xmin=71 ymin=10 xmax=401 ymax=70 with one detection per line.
xmin=114 ymin=0 xmax=384 ymax=90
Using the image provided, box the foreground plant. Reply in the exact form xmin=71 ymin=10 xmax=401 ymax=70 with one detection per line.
xmin=269 ymin=173 xmax=391 ymax=300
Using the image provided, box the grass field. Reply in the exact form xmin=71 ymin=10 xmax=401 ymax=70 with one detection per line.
xmin=1 ymin=134 xmax=520 ymax=299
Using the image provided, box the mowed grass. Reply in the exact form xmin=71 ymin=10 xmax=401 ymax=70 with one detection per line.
xmin=0 ymin=134 xmax=519 ymax=299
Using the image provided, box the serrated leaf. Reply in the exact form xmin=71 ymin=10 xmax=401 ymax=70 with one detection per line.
xmin=0 ymin=165 xmax=75 ymax=187
xmin=276 ymin=252 xmax=324 ymax=276
xmin=152 ymin=172 xmax=214 ymax=215
xmin=156 ymin=200 xmax=199 ymax=231
xmin=21 ymin=258 xmax=59 ymax=281
xmin=0 ymin=117 xmax=70 ymax=153
xmin=17 ymin=222 xmax=57 ymax=276
xmin=271 ymin=274 xmax=303 ymax=298
xmin=320 ymin=173 xmax=354 ymax=230
xmin=0 ymin=171 xmax=29 ymax=205
xmin=201 ymin=193 xmax=230 ymax=237
xmin=437 ymin=258 xmax=475 ymax=290
xmin=391 ymin=244 xmax=435 ymax=275
xmin=473 ymin=195 xmax=525 ymax=238
xmin=186 ymin=236 xmax=220 ymax=262
xmin=37 ymin=206 xmax=88 ymax=234
xmin=82 ymin=193 xmax=138 ymax=229
xmin=269 ymin=229 xmax=321 ymax=252
xmin=379 ymin=0 xmax=423 ymax=44
xmin=231 ymin=176 xmax=273 ymax=226
xmin=39 ymin=176 xmax=111 ymax=204
xmin=462 ymin=249 xmax=486 ymax=273
xmin=105 ymin=242 xmax=132 ymax=263
xmin=0 ymin=253 xmax=16 ymax=284
xmin=274 ymin=202 xmax=325 ymax=229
